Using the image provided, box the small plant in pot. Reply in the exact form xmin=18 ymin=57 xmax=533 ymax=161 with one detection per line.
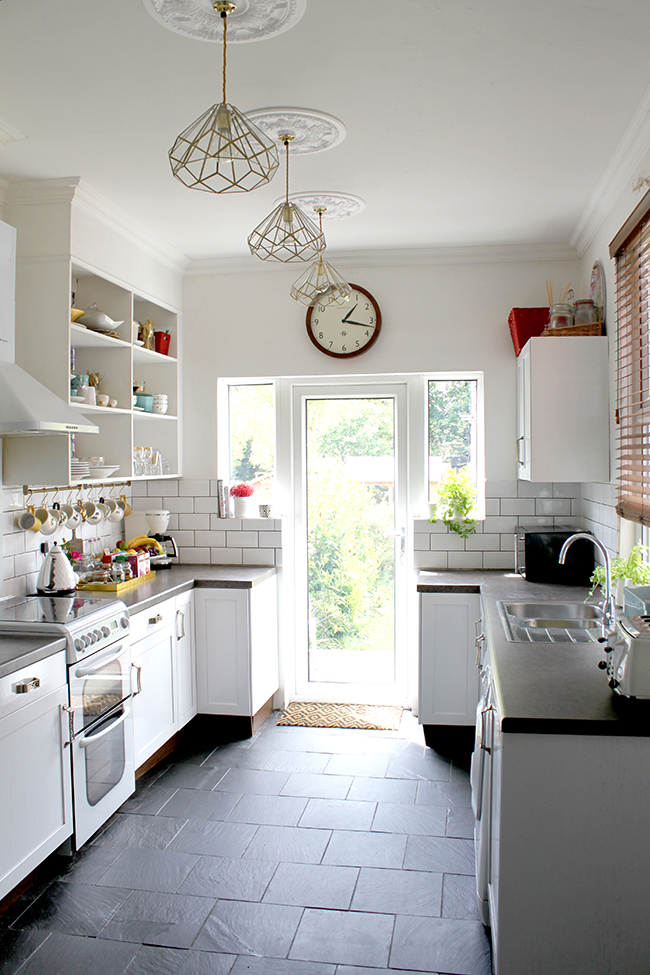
xmin=230 ymin=482 xmax=255 ymax=518
xmin=588 ymin=543 xmax=650 ymax=604
xmin=429 ymin=466 xmax=477 ymax=538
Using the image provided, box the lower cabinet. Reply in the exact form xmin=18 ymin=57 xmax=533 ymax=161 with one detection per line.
xmin=418 ymin=590 xmax=481 ymax=726
xmin=0 ymin=652 xmax=72 ymax=900
xmin=195 ymin=576 xmax=279 ymax=719
xmin=130 ymin=590 xmax=196 ymax=771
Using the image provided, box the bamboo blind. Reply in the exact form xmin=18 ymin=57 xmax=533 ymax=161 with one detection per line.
xmin=613 ymin=214 xmax=650 ymax=525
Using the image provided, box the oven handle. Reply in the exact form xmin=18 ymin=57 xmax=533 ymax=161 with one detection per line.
xmin=74 ymin=642 xmax=130 ymax=679
xmin=77 ymin=705 xmax=131 ymax=747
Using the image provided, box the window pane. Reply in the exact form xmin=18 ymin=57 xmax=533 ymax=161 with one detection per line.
xmin=428 ymin=379 xmax=478 ymax=502
xmin=228 ymin=384 xmax=274 ymax=505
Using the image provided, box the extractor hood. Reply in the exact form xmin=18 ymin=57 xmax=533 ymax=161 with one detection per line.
xmin=0 ymin=219 xmax=98 ymax=436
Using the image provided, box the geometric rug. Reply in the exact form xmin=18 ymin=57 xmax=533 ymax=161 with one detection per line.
xmin=277 ymin=701 xmax=404 ymax=731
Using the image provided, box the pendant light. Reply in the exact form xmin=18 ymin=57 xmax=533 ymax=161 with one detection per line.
xmin=290 ymin=208 xmax=351 ymax=306
xmin=168 ymin=1 xmax=279 ymax=194
xmin=248 ymin=134 xmax=325 ymax=262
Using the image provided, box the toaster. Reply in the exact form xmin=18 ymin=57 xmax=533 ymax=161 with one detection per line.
xmin=607 ymin=616 xmax=650 ymax=698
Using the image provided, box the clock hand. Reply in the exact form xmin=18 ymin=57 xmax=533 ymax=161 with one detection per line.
xmin=340 ymin=302 xmax=358 ymax=323
xmin=343 ymin=320 xmax=375 ymax=328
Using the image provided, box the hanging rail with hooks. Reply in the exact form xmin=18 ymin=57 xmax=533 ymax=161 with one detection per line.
xmin=22 ymin=481 xmax=132 ymax=497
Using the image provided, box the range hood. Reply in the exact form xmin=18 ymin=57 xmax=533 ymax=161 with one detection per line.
xmin=0 ymin=220 xmax=98 ymax=436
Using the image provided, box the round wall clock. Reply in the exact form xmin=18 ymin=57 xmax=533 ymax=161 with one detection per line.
xmin=306 ymin=284 xmax=381 ymax=358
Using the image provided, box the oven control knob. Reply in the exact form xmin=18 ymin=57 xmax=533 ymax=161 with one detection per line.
xmin=74 ymin=638 xmax=85 ymax=651
xmin=120 ymin=616 xmax=129 ymax=629
xmin=87 ymin=631 xmax=96 ymax=644
xmin=101 ymin=626 xmax=110 ymax=638
xmin=93 ymin=629 xmax=102 ymax=641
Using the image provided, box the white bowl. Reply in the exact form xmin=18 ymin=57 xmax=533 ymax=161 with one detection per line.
xmin=86 ymin=464 xmax=120 ymax=479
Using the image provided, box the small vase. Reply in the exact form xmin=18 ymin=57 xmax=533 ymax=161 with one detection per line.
xmin=233 ymin=496 xmax=254 ymax=518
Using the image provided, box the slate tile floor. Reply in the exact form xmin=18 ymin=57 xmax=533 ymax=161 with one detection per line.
xmin=0 ymin=712 xmax=492 ymax=975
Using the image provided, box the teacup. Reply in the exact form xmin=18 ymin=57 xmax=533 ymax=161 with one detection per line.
xmin=52 ymin=504 xmax=68 ymax=528
xmin=35 ymin=506 xmax=59 ymax=535
xmin=60 ymin=503 xmax=82 ymax=530
xmin=107 ymin=500 xmax=124 ymax=523
xmin=17 ymin=506 xmax=42 ymax=533
xmin=118 ymin=494 xmax=132 ymax=517
xmin=96 ymin=502 xmax=111 ymax=522
xmin=83 ymin=501 xmax=103 ymax=525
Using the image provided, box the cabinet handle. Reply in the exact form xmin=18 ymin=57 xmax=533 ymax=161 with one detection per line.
xmin=62 ymin=703 xmax=75 ymax=745
xmin=516 ymin=436 xmax=526 ymax=466
xmin=475 ymin=633 xmax=486 ymax=669
xmin=132 ymin=662 xmax=142 ymax=696
xmin=480 ymin=705 xmax=494 ymax=753
xmin=474 ymin=618 xmax=483 ymax=637
xmin=176 ymin=609 xmax=186 ymax=640
xmin=149 ymin=613 xmax=163 ymax=625
xmin=15 ymin=677 xmax=40 ymax=694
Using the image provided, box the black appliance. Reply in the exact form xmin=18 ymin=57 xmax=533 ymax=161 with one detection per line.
xmin=150 ymin=533 xmax=179 ymax=570
xmin=515 ymin=527 xmax=595 ymax=585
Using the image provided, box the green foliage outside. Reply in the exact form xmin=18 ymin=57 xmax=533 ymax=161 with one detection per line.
xmin=229 ymin=384 xmax=274 ymax=502
xmin=429 ymin=380 xmax=473 ymax=467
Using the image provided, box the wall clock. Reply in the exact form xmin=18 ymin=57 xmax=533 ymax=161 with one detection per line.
xmin=306 ymin=284 xmax=381 ymax=358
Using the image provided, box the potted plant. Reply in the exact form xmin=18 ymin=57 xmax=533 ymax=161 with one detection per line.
xmin=588 ymin=543 xmax=650 ymax=605
xmin=429 ymin=466 xmax=477 ymax=538
xmin=230 ymin=482 xmax=255 ymax=518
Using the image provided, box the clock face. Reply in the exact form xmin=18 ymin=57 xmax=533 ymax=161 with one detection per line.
xmin=306 ymin=284 xmax=381 ymax=358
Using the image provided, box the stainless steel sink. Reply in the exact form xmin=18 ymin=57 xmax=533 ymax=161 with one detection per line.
xmin=499 ymin=600 xmax=604 ymax=643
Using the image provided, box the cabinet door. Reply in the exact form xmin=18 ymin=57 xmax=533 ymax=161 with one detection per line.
xmin=249 ymin=576 xmax=279 ymax=715
xmin=131 ymin=623 xmax=177 ymax=768
xmin=175 ymin=590 xmax=197 ymax=728
xmin=516 ymin=348 xmax=531 ymax=480
xmin=195 ymin=589 xmax=251 ymax=716
xmin=0 ymin=683 xmax=72 ymax=899
xmin=419 ymin=592 xmax=481 ymax=725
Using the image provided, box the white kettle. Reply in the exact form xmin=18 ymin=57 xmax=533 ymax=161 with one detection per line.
xmin=36 ymin=543 xmax=78 ymax=596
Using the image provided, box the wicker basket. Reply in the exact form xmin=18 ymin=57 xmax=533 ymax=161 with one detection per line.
xmin=541 ymin=322 xmax=603 ymax=337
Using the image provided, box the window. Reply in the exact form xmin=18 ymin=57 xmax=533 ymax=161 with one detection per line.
xmin=427 ymin=377 xmax=482 ymax=514
xmin=227 ymin=383 xmax=275 ymax=505
xmin=611 ymin=191 xmax=650 ymax=525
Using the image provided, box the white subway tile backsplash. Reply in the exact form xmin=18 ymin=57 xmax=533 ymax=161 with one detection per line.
xmin=178 ymin=548 xmax=211 ymax=564
xmin=483 ymin=552 xmax=515 ymax=570
xmin=194 ymin=496 xmax=218 ymax=514
xmin=429 ymin=533 xmax=464 ymax=551
xmin=179 ymin=479 xmax=211 ymax=497
xmin=413 ymin=534 xmax=431 ymax=551
xmin=243 ymin=548 xmax=275 ymax=566
xmin=465 ymin=534 xmax=500 ymax=551
xmin=500 ymin=499 xmax=535 ymax=516
xmin=448 ymin=551 xmax=483 ymax=570
xmin=227 ymin=531 xmax=258 ymax=547
xmin=483 ymin=516 xmax=518 ymax=533
xmin=258 ymin=531 xmax=282 ymax=548
xmin=14 ymin=551 xmax=37 ymax=576
xmin=485 ymin=499 xmax=500 ymax=516
xmin=414 ymin=551 xmax=448 ymax=570
xmin=178 ymin=513 xmax=210 ymax=530
xmin=131 ymin=482 xmax=147 ymax=497
xmin=158 ymin=496 xmax=194 ymax=513
xmin=4 ymin=533 xmax=24 ymax=556
xmin=518 ymin=481 xmax=552 ymax=498
xmin=486 ymin=481 xmax=517 ymax=498
xmin=211 ymin=547 xmax=243 ymax=565
xmin=535 ymin=499 xmax=571 ymax=517
xmin=553 ymin=483 xmax=580 ymax=498
xmin=170 ymin=530 xmax=197 ymax=547
xmin=194 ymin=530 xmax=226 ymax=548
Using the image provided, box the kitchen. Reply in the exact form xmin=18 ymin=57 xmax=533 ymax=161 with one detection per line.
xmin=0 ymin=1 xmax=649 ymax=973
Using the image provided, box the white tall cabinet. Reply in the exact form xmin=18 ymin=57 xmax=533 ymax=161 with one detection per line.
xmin=516 ymin=336 xmax=609 ymax=482
xmin=2 ymin=178 xmax=184 ymax=487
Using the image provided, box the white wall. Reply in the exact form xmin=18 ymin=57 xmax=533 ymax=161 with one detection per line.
xmin=182 ymin=252 xmax=581 ymax=480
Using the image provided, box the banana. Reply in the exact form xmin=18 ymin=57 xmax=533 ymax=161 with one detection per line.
xmin=126 ymin=536 xmax=164 ymax=554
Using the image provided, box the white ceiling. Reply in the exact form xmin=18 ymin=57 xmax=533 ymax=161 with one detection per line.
xmin=1 ymin=0 xmax=650 ymax=263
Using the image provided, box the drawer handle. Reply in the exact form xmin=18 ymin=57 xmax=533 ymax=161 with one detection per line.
xmin=15 ymin=677 xmax=41 ymax=694
xmin=149 ymin=613 xmax=163 ymax=625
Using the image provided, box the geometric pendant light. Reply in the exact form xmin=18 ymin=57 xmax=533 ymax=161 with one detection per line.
xmin=247 ymin=134 xmax=325 ymax=262
xmin=290 ymin=208 xmax=351 ymax=306
xmin=168 ymin=2 xmax=279 ymax=193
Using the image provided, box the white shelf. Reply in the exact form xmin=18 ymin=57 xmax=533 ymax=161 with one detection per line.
xmin=69 ymin=403 xmax=132 ymax=415
xmin=70 ymin=324 xmax=131 ymax=350
xmin=133 ymin=412 xmax=178 ymax=420
xmin=133 ymin=345 xmax=178 ymax=366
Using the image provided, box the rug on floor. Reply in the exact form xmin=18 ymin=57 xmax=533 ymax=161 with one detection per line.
xmin=277 ymin=702 xmax=404 ymax=731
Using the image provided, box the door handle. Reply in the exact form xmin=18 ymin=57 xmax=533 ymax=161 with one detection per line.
xmin=385 ymin=527 xmax=406 ymax=555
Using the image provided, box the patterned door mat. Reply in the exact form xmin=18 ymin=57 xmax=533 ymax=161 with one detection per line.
xmin=277 ymin=702 xmax=404 ymax=731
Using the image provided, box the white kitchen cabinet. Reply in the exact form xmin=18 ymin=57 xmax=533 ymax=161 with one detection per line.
xmin=2 ymin=182 xmax=181 ymax=488
xmin=0 ymin=652 xmax=72 ymax=900
xmin=516 ymin=336 xmax=609 ymax=482
xmin=175 ymin=588 xmax=197 ymax=728
xmin=195 ymin=576 xmax=279 ymax=723
xmin=130 ymin=597 xmax=177 ymax=769
xmin=419 ymin=590 xmax=481 ymax=726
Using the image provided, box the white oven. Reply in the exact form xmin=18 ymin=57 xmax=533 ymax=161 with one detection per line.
xmin=470 ymin=663 xmax=494 ymax=927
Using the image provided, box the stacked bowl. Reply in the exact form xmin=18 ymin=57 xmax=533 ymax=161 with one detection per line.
xmin=152 ymin=393 xmax=168 ymax=415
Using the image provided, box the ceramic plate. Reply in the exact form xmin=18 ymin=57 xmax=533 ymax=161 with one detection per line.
xmin=86 ymin=465 xmax=120 ymax=478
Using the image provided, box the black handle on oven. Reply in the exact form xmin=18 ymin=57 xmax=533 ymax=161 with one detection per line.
xmin=77 ymin=705 xmax=131 ymax=747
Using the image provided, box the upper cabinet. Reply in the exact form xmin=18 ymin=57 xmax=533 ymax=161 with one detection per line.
xmin=516 ymin=336 xmax=609 ymax=483
xmin=2 ymin=179 xmax=184 ymax=487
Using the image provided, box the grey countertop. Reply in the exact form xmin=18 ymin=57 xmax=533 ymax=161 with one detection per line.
xmin=0 ymin=635 xmax=66 ymax=680
xmin=418 ymin=570 xmax=650 ymax=736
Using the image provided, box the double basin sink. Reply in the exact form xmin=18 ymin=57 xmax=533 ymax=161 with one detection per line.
xmin=499 ymin=600 xmax=604 ymax=643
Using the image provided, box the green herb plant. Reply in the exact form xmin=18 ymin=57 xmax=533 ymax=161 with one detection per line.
xmin=588 ymin=543 xmax=650 ymax=598
xmin=429 ymin=466 xmax=477 ymax=539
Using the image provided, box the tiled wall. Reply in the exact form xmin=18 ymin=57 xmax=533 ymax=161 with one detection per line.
xmin=2 ymin=484 xmax=126 ymax=598
xmin=131 ymin=479 xmax=282 ymax=567
xmin=581 ymin=481 xmax=618 ymax=559
xmin=414 ymin=480 xmax=582 ymax=570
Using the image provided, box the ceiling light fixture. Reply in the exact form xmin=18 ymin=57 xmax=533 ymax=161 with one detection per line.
xmin=290 ymin=208 xmax=351 ymax=306
xmin=168 ymin=1 xmax=279 ymax=193
xmin=247 ymin=134 xmax=325 ymax=262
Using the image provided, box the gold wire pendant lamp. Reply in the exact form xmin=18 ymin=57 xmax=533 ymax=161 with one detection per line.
xmin=169 ymin=2 xmax=279 ymax=193
xmin=248 ymin=134 xmax=325 ymax=262
xmin=290 ymin=208 xmax=351 ymax=306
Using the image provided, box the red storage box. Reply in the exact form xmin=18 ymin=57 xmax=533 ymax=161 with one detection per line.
xmin=508 ymin=307 xmax=550 ymax=356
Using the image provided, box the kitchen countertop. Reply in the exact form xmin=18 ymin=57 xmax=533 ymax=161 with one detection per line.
xmin=418 ymin=570 xmax=650 ymax=736
xmin=0 ymin=634 xmax=66 ymax=680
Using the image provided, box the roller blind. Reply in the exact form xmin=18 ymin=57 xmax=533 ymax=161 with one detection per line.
xmin=612 ymin=201 xmax=650 ymax=525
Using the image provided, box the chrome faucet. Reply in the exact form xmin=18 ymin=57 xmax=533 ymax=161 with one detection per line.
xmin=558 ymin=533 xmax=616 ymax=635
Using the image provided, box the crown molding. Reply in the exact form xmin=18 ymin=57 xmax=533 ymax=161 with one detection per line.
xmin=186 ymin=241 xmax=579 ymax=276
xmin=5 ymin=177 xmax=190 ymax=275
xmin=571 ymin=81 xmax=650 ymax=257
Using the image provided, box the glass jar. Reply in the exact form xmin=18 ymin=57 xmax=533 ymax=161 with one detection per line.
xmin=549 ymin=302 xmax=574 ymax=329
xmin=573 ymin=299 xmax=598 ymax=326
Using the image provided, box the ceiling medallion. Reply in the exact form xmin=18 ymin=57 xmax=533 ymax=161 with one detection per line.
xmin=279 ymin=192 xmax=365 ymax=220
xmin=141 ymin=0 xmax=305 ymax=42
xmin=246 ymin=109 xmax=346 ymax=154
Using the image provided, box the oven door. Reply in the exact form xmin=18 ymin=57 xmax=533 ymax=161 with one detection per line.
xmin=470 ymin=665 xmax=493 ymax=927
xmin=68 ymin=640 xmax=135 ymax=849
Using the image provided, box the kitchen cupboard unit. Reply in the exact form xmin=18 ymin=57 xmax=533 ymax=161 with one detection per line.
xmin=175 ymin=588 xmax=197 ymax=728
xmin=2 ymin=184 xmax=181 ymax=488
xmin=418 ymin=590 xmax=481 ymax=733
xmin=195 ymin=575 xmax=279 ymax=733
xmin=516 ymin=336 xmax=609 ymax=482
xmin=0 ymin=651 xmax=72 ymax=900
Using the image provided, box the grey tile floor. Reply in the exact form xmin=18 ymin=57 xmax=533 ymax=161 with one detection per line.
xmin=0 ymin=711 xmax=492 ymax=975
